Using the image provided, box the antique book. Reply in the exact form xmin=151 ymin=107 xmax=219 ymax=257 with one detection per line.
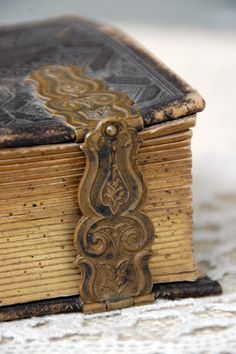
xmin=0 ymin=16 xmax=221 ymax=320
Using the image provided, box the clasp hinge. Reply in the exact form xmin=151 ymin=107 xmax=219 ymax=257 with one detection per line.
xmin=83 ymin=293 xmax=155 ymax=314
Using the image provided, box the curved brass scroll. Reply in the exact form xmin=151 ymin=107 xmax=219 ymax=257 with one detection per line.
xmin=74 ymin=118 xmax=155 ymax=312
xmin=26 ymin=65 xmax=143 ymax=142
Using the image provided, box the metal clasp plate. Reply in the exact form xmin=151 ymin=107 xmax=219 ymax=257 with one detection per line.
xmin=27 ymin=65 xmax=154 ymax=313
xmin=74 ymin=118 xmax=155 ymax=313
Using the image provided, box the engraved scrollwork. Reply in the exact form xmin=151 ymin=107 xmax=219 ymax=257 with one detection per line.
xmin=120 ymin=221 xmax=146 ymax=253
xmin=26 ymin=64 xmax=155 ymax=308
xmin=75 ymin=256 xmax=97 ymax=303
xmin=26 ymin=65 xmax=144 ymax=142
xmin=76 ymin=216 xmax=149 ymax=260
xmin=74 ymin=118 xmax=155 ymax=306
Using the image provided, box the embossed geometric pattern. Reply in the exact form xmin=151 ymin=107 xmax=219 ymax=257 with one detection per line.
xmin=0 ymin=17 xmax=198 ymax=148
xmin=0 ymin=78 xmax=76 ymax=147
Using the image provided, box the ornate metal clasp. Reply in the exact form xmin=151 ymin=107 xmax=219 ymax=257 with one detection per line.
xmin=26 ymin=64 xmax=154 ymax=313
xmin=74 ymin=118 xmax=155 ymax=313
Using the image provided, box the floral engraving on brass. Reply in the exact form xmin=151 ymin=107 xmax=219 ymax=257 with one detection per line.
xmin=27 ymin=65 xmax=154 ymax=312
xmin=74 ymin=118 xmax=155 ymax=312
xmin=26 ymin=65 xmax=143 ymax=141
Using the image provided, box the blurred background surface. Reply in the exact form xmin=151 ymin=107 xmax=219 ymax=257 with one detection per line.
xmin=0 ymin=1 xmax=236 ymax=353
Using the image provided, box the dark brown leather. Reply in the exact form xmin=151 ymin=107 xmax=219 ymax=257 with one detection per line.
xmin=0 ymin=16 xmax=204 ymax=148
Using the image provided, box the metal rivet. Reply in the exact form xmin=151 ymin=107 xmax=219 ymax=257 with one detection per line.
xmin=105 ymin=124 xmax=118 ymax=137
